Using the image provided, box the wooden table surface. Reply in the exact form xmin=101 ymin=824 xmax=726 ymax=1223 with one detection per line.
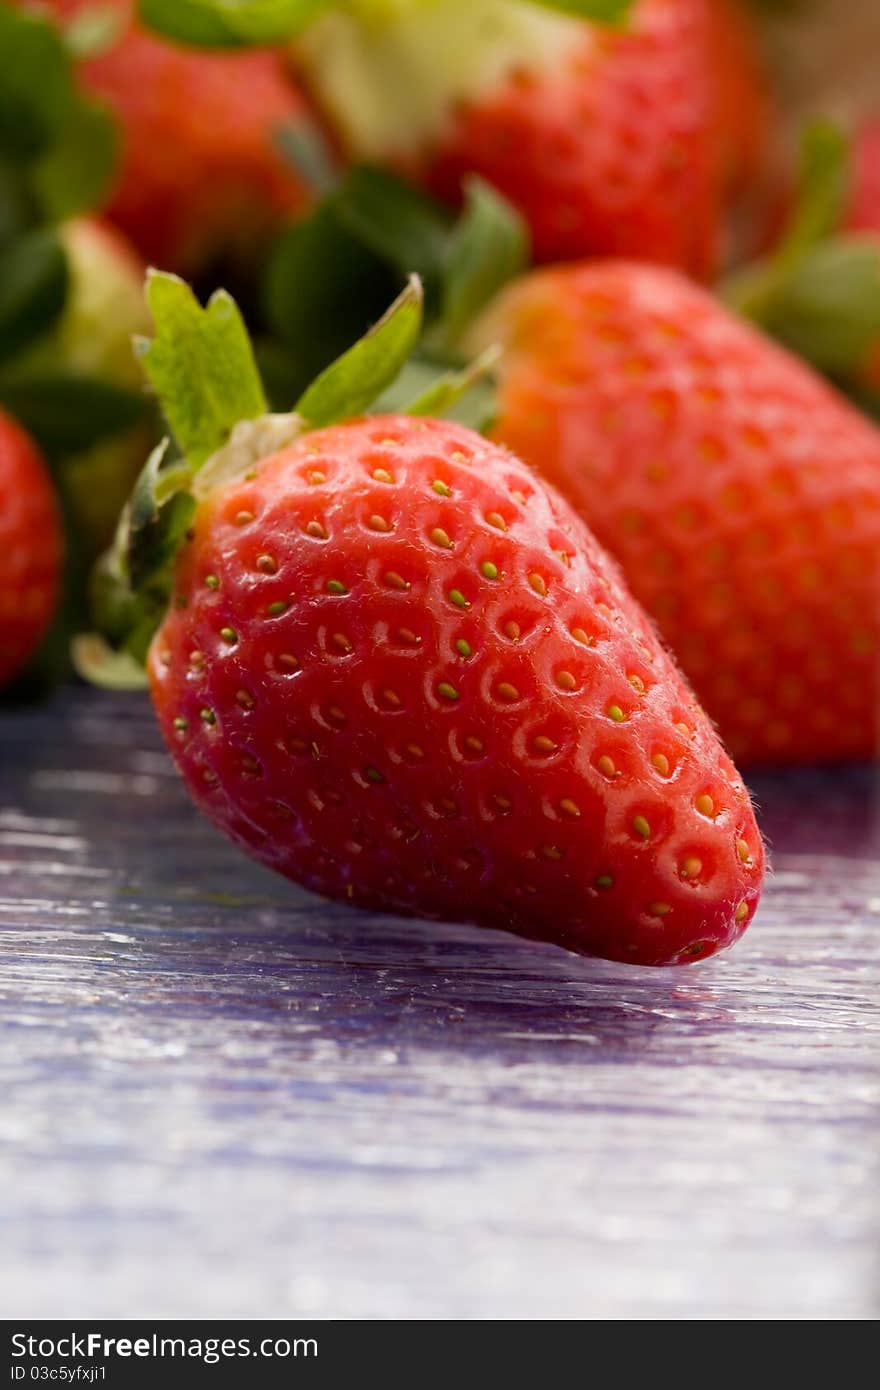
xmin=0 ymin=686 xmax=877 ymax=1320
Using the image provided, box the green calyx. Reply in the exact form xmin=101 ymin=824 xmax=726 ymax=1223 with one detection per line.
xmin=725 ymin=120 xmax=880 ymax=405
xmin=0 ymin=4 xmax=121 ymax=393
xmin=0 ymin=4 xmax=158 ymax=697
xmin=138 ymin=0 xmax=632 ymax=49
xmin=0 ymin=5 xmax=118 ymax=225
xmin=0 ymin=6 xmax=149 ymax=462
xmin=262 ymin=165 xmax=528 ymax=406
xmin=78 ymin=268 xmax=497 ymax=688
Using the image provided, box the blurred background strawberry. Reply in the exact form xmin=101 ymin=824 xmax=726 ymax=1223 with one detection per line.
xmin=14 ymin=0 xmax=327 ymax=276
xmin=292 ymin=0 xmax=769 ymax=277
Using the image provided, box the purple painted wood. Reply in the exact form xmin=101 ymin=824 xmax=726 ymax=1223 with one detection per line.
xmin=1 ymin=686 xmax=878 ymax=1318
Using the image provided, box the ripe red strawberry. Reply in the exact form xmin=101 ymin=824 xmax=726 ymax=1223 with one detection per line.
xmin=0 ymin=411 xmax=63 ymax=688
xmin=294 ymin=0 xmax=767 ymax=277
xmin=706 ymin=0 xmax=770 ymax=202
xmin=88 ymin=272 xmax=763 ymax=966
xmin=22 ymin=0 xmax=319 ymax=274
xmin=468 ymin=259 xmax=880 ymax=766
xmin=149 ymin=414 xmax=763 ymax=965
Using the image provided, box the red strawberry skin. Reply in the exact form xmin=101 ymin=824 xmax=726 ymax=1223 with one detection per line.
xmin=705 ymin=0 xmax=770 ymax=202
xmin=471 ymin=261 xmax=880 ymax=766
xmin=420 ymin=0 xmax=762 ymax=276
xmin=0 ymin=411 xmax=62 ymax=688
xmin=848 ymin=112 xmax=880 ymax=236
xmin=148 ymin=416 xmax=763 ymax=966
xmin=24 ymin=0 xmax=316 ymax=274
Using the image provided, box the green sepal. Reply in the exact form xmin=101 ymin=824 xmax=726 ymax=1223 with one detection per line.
xmin=262 ymin=200 xmax=399 ymax=396
xmin=295 ymin=275 xmax=424 ymax=426
xmin=373 ymin=347 xmax=500 ymax=432
xmin=139 ymin=0 xmax=631 ymax=48
xmin=78 ymin=438 xmax=196 ymax=681
xmin=30 ymin=96 xmax=118 ymax=223
xmin=332 ymin=165 xmax=453 ymax=302
xmin=262 ymin=166 xmax=525 ymax=384
xmin=439 ymin=176 xmax=529 ymax=347
xmin=775 ymin=120 xmax=850 ymax=267
xmin=726 ymin=120 xmax=880 ymax=383
xmin=528 ymin=0 xmax=632 ymax=21
xmin=732 ymin=236 xmax=880 ymax=377
xmin=138 ymin=0 xmax=332 ymax=47
xmin=127 ymin=440 xmax=197 ymax=592
xmin=0 ymin=227 xmax=68 ymax=365
xmin=273 ymin=121 xmax=339 ymax=200
xmin=0 ymin=5 xmax=117 ymax=217
xmin=0 ymin=6 xmax=73 ymax=162
xmin=71 ymin=633 xmax=150 ymax=691
xmin=138 ymin=270 xmax=268 ymax=469
xmin=83 ymin=270 xmax=493 ymax=683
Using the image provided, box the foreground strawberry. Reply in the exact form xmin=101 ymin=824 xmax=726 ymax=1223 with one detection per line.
xmin=20 ymin=0 xmax=320 ymax=275
xmin=468 ymin=259 xmax=880 ymax=766
xmin=83 ymin=274 xmax=764 ymax=965
xmin=0 ymin=411 xmax=63 ymax=688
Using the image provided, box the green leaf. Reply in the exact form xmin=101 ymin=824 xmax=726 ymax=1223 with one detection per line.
xmin=372 ymin=352 xmax=499 ymax=432
xmin=776 ymin=120 xmax=850 ymax=266
xmin=0 ymin=228 xmax=68 ymax=364
xmin=138 ymin=0 xmax=332 ymax=47
xmin=80 ymin=437 xmax=196 ymax=680
xmin=30 ymin=96 xmax=118 ymax=222
xmin=333 ymin=166 xmax=452 ymax=296
xmin=295 ymin=274 xmax=424 ymax=427
xmin=139 ymin=270 xmax=268 ymax=468
xmin=139 ymin=0 xmax=631 ymax=49
xmin=399 ymin=346 xmax=499 ymax=416
xmin=527 ymin=0 xmax=632 ymax=20
xmin=440 ymin=177 xmax=529 ymax=346
xmin=274 ymin=120 xmax=339 ymax=199
xmin=262 ymin=200 xmax=399 ymax=390
xmin=71 ymin=633 xmax=150 ymax=691
xmin=0 ymin=7 xmax=73 ymax=161
xmin=0 ymin=162 xmax=37 ymax=250
xmin=127 ymin=441 xmax=197 ymax=592
xmin=0 ymin=373 xmax=148 ymax=454
xmin=744 ymin=237 xmax=880 ymax=377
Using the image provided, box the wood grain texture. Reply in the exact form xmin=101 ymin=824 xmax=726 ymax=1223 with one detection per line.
xmin=1 ymin=688 xmax=878 ymax=1320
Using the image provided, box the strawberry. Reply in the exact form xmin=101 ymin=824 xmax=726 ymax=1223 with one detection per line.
xmin=848 ymin=113 xmax=880 ymax=237
xmin=706 ymin=0 xmax=769 ymax=203
xmin=20 ymin=0 xmax=321 ymax=275
xmin=467 ymin=258 xmax=880 ymax=766
xmin=82 ymin=272 xmax=764 ymax=966
xmin=289 ymin=0 xmax=765 ymax=277
xmin=0 ymin=410 xmax=62 ymax=688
